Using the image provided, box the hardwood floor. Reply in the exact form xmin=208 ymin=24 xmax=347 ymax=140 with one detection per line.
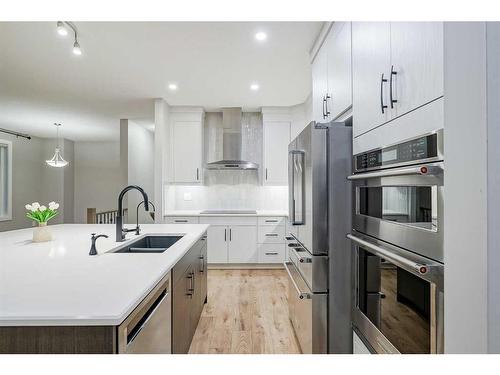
xmin=188 ymin=269 xmax=301 ymax=354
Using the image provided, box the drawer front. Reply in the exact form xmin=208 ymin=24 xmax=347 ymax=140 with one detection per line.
xmin=199 ymin=216 xmax=257 ymax=226
xmin=258 ymin=225 xmax=286 ymax=244
xmin=166 ymin=216 xmax=199 ymax=224
xmin=258 ymin=216 xmax=286 ymax=226
xmin=258 ymin=243 xmax=286 ymax=263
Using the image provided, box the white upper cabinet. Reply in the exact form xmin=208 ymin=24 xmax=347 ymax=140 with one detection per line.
xmin=352 ymin=22 xmax=392 ymax=137
xmin=352 ymin=22 xmax=444 ymax=138
xmin=326 ymin=22 xmax=352 ymax=120
xmin=390 ymin=22 xmax=444 ymax=118
xmin=312 ymin=22 xmax=353 ymax=124
xmin=312 ymin=46 xmax=329 ymax=123
xmin=169 ymin=108 xmax=204 ymax=184
xmin=263 ymin=121 xmax=291 ymax=185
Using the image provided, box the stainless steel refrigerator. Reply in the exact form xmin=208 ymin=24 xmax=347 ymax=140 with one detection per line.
xmin=284 ymin=120 xmax=352 ymax=354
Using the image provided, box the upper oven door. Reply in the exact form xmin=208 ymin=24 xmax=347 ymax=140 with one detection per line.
xmin=349 ymin=162 xmax=444 ymax=263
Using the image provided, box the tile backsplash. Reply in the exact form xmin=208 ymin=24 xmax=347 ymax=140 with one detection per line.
xmin=165 ymin=170 xmax=288 ymax=212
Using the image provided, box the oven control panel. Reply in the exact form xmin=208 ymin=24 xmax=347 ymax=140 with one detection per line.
xmin=354 ymin=130 xmax=442 ymax=172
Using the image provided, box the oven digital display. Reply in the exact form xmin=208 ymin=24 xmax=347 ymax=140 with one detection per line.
xmin=381 ymin=148 xmax=397 ymax=162
xmin=355 ymin=132 xmax=439 ymax=171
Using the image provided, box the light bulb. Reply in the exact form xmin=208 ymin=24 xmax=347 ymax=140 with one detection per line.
xmin=73 ymin=41 xmax=82 ymax=56
xmin=255 ymin=32 xmax=267 ymax=41
xmin=57 ymin=21 xmax=68 ymax=36
xmin=250 ymin=83 xmax=260 ymax=91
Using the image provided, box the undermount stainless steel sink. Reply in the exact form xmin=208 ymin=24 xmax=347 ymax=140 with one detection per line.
xmin=111 ymin=235 xmax=183 ymax=254
xmin=200 ymin=209 xmax=257 ymax=215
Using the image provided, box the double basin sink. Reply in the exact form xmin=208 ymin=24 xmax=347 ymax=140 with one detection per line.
xmin=111 ymin=235 xmax=184 ymax=254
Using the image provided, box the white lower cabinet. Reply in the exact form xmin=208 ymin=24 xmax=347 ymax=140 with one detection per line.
xmin=228 ymin=226 xmax=258 ymax=263
xmin=206 ymin=225 xmax=229 ymax=263
xmin=258 ymin=243 xmax=286 ymax=263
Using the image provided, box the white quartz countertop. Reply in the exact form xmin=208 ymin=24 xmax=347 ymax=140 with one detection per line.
xmin=0 ymin=223 xmax=208 ymax=326
xmin=164 ymin=210 xmax=288 ymax=217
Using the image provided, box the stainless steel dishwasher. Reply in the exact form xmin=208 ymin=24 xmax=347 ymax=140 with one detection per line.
xmin=117 ymin=273 xmax=171 ymax=354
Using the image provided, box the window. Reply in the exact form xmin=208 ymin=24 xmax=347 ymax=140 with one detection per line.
xmin=0 ymin=140 xmax=12 ymax=221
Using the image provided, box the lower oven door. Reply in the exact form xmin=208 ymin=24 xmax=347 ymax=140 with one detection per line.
xmin=284 ymin=261 xmax=327 ymax=354
xmin=348 ymin=233 xmax=444 ymax=354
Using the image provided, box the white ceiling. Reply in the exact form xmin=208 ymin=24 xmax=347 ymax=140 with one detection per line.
xmin=0 ymin=22 xmax=322 ymax=141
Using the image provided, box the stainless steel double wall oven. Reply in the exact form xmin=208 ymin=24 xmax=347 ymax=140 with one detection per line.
xmin=348 ymin=129 xmax=444 ymax=354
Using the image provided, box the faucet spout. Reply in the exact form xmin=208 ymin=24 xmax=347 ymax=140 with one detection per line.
xmin=116 ymin=185 xmax=150 ymax=242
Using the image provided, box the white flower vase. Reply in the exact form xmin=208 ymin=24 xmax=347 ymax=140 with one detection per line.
xmin=33 ymin=222 xmax=52 ymax=243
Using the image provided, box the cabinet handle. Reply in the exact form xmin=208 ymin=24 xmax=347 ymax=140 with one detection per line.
xmin=265 ymin=220 xmax=278 ymax=223
xmin=265 ymin=168 xmax=268 ymax=180
xmin=322 ymin=96 xmax=327 ymax=119
xmin=196 ymin=168 xmax=199 ymax=180
xmin=265 ymin=233 xmax=279 ymax=237
xmin=390 ymin=65 xmax=398 ymax=109
xmin=380 ymin=73 xmax=388 ymax=114
xmin=224 ymin=228 xmax=227 ymax=242
xmin=186 ymin=273 xmax=194 ymax=296
xmin=199 ymin=255 xmax=205 ymax=273
xmin=229 ymin=228 xmax=232 ymax=241
xmin=265 ymin=252 xmax=279 ymax=255
xmin=175 ymin=219 xmax=188 ymax=223
xmin=325 ymin=94 xmax=331 ymax=118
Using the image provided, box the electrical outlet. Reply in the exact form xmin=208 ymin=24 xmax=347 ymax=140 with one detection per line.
xmin=183 ymin=193 xmax=192 ymax=201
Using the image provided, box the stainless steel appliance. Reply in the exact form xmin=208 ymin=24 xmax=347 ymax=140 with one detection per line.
xmin=117 ymin=273 xmax=171 ymax=354
xmin=348 ymin=130 xmax=445 ymax=354
xmin=285 ymin=120 xmax=352 ymax=354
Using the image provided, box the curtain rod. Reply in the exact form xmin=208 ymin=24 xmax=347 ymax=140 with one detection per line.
xmin=0 ymin=127 xmax=31 ymax=140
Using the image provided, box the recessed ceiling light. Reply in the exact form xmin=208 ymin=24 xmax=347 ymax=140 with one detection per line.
xmin=250 ymin=83 xmax=260 ymax=91
xmin=255 ymin=32 xmax=267 ymax=41
xmin=168 ymin=83 xmax=178 ymax=91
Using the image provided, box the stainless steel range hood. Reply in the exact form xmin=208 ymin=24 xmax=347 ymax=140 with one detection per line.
xmin=206 ymin=108 xmax=259 ymax=170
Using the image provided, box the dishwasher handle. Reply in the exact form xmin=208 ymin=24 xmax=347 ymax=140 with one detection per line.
xmin=127 ymin=290 xmax=169 ymax=346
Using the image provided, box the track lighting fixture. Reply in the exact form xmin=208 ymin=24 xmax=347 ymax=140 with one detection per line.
xmin=56 ymin=21 xmax=82 ymax=56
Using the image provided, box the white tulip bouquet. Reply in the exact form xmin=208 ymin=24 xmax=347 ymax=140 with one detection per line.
xmin=25 ymin=201 xmax=60 ymax=225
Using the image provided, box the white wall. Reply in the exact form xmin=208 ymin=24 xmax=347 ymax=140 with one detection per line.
xmin=73 ymin=141 xmax=121 ymax=223
xmin=487 ymin=21 xmax=500 ymax=354
xmin=444 ymin=21 xmax=500 ymax=354
xmin=0 ymin=133 xmax=74 ymax=231
xmin=122 ymin=120 xmax=155 ymax=224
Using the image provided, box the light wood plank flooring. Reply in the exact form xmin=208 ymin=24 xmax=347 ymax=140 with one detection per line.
xmin=188 ymin=269 xmax=301 ymax=354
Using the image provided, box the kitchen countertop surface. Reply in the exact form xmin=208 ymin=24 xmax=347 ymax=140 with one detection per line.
xmin=164 ymin=210 xmax=288 ymax=217
xmin=0 ymin=223 xmax=208 ymax=327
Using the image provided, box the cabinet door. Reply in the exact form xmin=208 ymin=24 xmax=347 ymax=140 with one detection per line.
xmin=172 ymin=121 xmax=202 ymax=183
xmin=172 ymin=267 xmax=193 ymax=354
xmin=312 ymin=46 xmax=328 ymax=123
xmin=326 ymin=22 xmax=352 ymax=120
xmin=263 ymin=121 xmax=291 ymax=185
xmin=198 ymin=241 xmax=207 ymax=307
xmin=352 ymin=22 xmax=391 ymax=137
xmin=390 ymin=22 xmax=443 ymax=118
xmin=228 ymin=226 xmax=258 ymax=263
xmin=206 ymin=225 xmax=228 ymax=263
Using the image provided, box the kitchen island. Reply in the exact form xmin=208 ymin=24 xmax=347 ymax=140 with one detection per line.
xmin=0 ymin=223 xmax=209 ymax=354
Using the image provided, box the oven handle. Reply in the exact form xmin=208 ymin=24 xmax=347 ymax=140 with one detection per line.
xmin=347 ymin=234 xmax=431 ymax=275
xmin=347 ymin=165 xmax=443 ymax=180
xmin=283 ymin=262 xmax=311 ymax=300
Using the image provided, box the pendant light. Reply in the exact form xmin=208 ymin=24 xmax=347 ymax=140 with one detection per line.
xmin=46 ymin=123 xmax=68 ymax=168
